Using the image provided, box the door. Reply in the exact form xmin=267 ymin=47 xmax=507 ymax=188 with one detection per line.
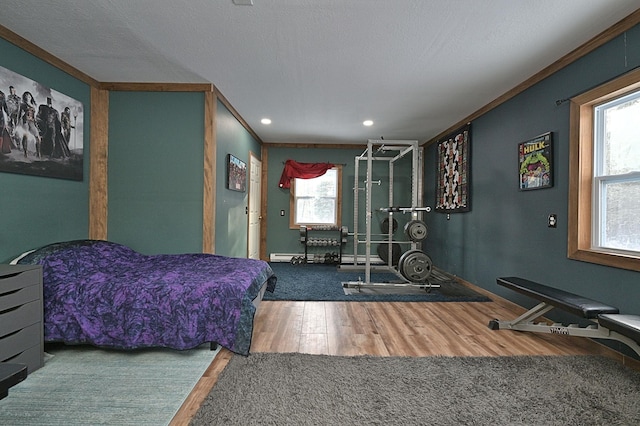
xmin=248 ymin=153 xmax=262 ymax=259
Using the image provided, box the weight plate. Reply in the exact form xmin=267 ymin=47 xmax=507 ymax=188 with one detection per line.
xmin=380 ymin=217 xmax=398 ymax=234
xmin=404 ymin=220 xmax=428 ymax=242
xmin=377 ymin=242 xmax=402 ymax=266
xmin=398 ymin=249 xmax=433 ymax=282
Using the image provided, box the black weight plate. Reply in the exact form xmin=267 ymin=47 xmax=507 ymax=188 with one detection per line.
xmin=377 ymin=242 xmax=402 ymax=266
xmin=380 ymin=217 xmax=398 ymax=234
xmin=404 ymin=220 xmax=428 ymax=242
xmin=398 ymin=249 xmax=433 ymax=282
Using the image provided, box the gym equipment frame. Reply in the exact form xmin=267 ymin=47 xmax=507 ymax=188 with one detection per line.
xmin=341 ymin=139 xmax=435 ymax=290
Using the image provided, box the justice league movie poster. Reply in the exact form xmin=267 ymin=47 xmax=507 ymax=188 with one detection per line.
xmin=0 ymin=64 xmax=84 ymax=181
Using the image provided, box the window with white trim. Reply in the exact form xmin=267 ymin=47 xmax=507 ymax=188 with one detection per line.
xmin=289 ymin=167 xmax=342 ymax=228
xmin=568 ymin=68 xmax=640 ymax=271
xmin=593 ymin=91 xmax=640 ymax=253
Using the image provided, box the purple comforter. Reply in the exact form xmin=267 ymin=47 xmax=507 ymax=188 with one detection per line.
xmin=18 ymin=240 xmax=276 ymax=355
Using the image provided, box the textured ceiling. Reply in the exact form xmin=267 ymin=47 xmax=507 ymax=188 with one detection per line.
xmin=0 ymin=1 xmax=638 ymax=144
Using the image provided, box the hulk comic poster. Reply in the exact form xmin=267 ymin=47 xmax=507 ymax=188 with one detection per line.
xmin=519 ymin=132 xmax=552 ymax=190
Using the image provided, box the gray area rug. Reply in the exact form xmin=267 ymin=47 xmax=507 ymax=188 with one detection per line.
xmin=192 ymin=353 xmax=640 ymax=425
xmin=0 ymin=343 xmax=219 ymax=425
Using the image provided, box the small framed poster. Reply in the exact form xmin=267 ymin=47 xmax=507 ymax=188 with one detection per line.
xmin=519 ymin=132 xmax=553 ymax=191
xmin=227 ymin=153 xmax=247 ymax=192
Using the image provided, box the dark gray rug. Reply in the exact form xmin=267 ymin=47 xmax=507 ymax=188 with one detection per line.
xmin=191 ymin=353 xmax=640 ymax=425
xmin=263 ymin=263 xmax=490 ymax=302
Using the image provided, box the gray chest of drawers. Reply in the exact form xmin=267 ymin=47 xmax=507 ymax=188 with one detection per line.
xmin=0 ymin=264 xmax=44 ymax=374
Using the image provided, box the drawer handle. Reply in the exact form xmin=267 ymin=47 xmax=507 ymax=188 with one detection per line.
xmin=3 ymin=350 xmax=25 ymax=363
xmin=0 ymin=328 xmax=21 ymax=339
xmin=0 ymin=272 xmax=22 ymax=279
xmin=0 ymin=304 xmax=21 ymax=316
xmin=0 ymin=288 xmax=21 ymax=298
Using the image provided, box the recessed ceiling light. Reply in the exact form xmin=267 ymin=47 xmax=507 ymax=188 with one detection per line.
xmin=363 ymin=120 xmax=374 ymax=126
xmin=261 ymin=118 xmax=272 ymax=125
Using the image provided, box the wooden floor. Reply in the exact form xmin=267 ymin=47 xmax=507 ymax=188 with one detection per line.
xmin=170 ymin=279 xmax=638 ymax=425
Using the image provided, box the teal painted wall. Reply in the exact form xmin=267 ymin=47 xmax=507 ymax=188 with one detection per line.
xmin=107 ymin=91 xmax=205 ymax=254
xmin=265 ymin=145 xmax=415 ymax=258
xmin=215 ymin=100 xmax=262 ymax=257
xmin=0 ymin=38 xmax=91 ymax=262
xmin=423 ymin=24 xmax=640 ymax=324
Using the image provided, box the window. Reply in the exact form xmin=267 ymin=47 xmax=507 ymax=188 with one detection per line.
xmin=569 ymin=68 xmax=640 ymax=271
xmin=593 ymin=92 xmax=640 ymax=252
xmin=290 ymin=167 xmax=342 ymax=228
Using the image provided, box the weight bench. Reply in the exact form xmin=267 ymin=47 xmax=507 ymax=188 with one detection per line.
xmin=488 ymin=276 xmax=640 ymax=356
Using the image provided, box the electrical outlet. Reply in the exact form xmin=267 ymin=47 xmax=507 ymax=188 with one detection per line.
xmin=280 ymin=209 xmax=285 ymax=217
xmin=548 ymin=214 xmax=557 ymax=228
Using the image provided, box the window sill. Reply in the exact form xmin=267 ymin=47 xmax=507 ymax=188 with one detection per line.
xmin=568 ymin=248 xmax=640 ymax=272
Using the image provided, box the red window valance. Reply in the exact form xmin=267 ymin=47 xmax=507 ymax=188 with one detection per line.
xmin=278 ymin=159 xmax=335 ymax=189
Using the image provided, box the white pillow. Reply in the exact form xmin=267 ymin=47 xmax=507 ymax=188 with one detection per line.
xmin=10 ymin=249 xmax=36 ymax=265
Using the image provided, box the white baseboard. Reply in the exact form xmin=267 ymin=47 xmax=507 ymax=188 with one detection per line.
xmin=269 ymin=253 xmax=299 ymax=262
xmin=269 ymin=253 xmax=384 ymax=264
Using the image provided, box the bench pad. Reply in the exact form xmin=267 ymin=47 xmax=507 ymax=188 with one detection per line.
xmin=497 ymin=277 xmax=619 ymax=319
xmin=598 ymin=314 xmax=640 ymax=344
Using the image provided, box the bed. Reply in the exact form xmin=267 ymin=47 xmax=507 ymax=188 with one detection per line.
xmin=14 ymin=239 xmax=276 ymax=356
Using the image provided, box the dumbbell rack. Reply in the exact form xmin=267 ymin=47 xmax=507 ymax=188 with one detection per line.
xmin=299 ymin=225 xmax=347 ymax=264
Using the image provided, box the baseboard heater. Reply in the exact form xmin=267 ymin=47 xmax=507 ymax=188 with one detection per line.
xmin=269 ymin=253 xmax=384 ymax=264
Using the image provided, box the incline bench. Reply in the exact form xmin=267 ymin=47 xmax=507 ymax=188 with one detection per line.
xmin=488 ymin=277 xmax=640 ymax=356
